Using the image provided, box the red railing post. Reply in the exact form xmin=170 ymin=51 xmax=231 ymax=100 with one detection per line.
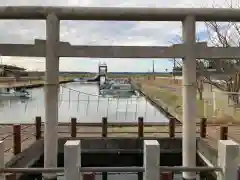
xmin=169 ymin=117 xmax=176 ymax=138
xmin=35 ymin=116 xmax=42 ymax=140
xmin=220 ymin=126 xmax=228 ymax=140
xmin=71 ymin=117 xmax=77 ymax=137
xmin=160 ymin=172 xmax=173 ymax=180
xmin=13 ymin=124 xmax=21 ymax=155
xmin=102 ymin=117 xmax=108 ymax=137
xmin=101 ymin=117 xmax=108 ymax=180
xmin=83 ymin=173 xmax=95 ymax=180
xmin=200 ymin=117 xmax=207 ymax=138
xmin=138 ymin=116 xmax=144 ymax=180
xmin=138 ymin=117 xmax=144 ymax=138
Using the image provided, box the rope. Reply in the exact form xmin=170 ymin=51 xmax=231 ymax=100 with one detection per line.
xmin=1 ymin=86 xmax=154 ymax=122
xmin=60 ymin=85 xmax=140 ymax=99
xmin=60 ymin=85 xmax=102 ymax=97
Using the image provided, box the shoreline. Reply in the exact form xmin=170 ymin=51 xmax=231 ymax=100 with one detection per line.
xmin=0 ymin=79 xmax=74 ymax=89
xmin=131 ymin=80 xmax=182 ymax=123
xmin=131 ymin=79 xmax=235 ymax=125
xmin=131 ymin=79 xmax=222 ymax=177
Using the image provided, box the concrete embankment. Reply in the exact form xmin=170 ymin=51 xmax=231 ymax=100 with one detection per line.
xmin=131 ymin=79 xmax=219 ymax=178
xmin=131 ymin=80 xmax=181 ymax=123
xmin=0 ymin=79 xmax=73 ymax=89
xmin=4 ymin=123 xmax=183 ymax=180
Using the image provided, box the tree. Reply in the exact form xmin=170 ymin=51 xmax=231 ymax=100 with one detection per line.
xmin=169 ymin=0 xmax=240 ymax=103
xmin=203 ymin=0 xmax=240 ymax=104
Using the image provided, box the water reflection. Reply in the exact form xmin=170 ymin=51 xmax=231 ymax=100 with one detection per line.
xmin=0 ymin=82 xmax=168 ymax=123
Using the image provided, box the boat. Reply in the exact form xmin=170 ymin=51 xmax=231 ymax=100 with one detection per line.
xmin=0 ymin=87 xmax=31 ymax=99
xmin=99 ymin=83 xmax=136 ymax=96
xmin=99 ymin=80 xmax=115 ymax=90
xmin=73 ymin=74 xmax=101 ymax=82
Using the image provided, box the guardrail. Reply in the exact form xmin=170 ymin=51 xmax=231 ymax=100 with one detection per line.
xmin=26 ymin=116 xmax=232 ymax=139
xmin=1 ymin=116 xmax=230 ymax=157
xmin=0 ymin=139 xmax=239 ymax=180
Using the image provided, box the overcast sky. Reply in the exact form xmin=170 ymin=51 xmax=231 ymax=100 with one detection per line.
xmin=0 ymin=0 xmax=238 ymax=72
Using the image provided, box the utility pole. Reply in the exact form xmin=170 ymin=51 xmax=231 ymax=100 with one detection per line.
xmin=173 ymin=58 xmax=176 ymax=80
xmin=152 ymin=60 xmax=155 ymax=80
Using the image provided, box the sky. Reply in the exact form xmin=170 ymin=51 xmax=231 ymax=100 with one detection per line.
xmin=0 ymin=0 xmax=239 ymax=72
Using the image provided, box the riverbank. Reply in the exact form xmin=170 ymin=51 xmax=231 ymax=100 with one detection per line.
xmin=132 ymin=78 xmax=237 ymax=124
xmin=132 ymin=80 xmax=182 ymax=123
xmin=0 ymin=77 xmax=73 ymax=89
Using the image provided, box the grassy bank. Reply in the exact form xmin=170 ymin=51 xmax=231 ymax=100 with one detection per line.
xmin=136 ymin=79 xmax=238 ymax=124
xmin=140 ymin=83 xmax=204 ymax=122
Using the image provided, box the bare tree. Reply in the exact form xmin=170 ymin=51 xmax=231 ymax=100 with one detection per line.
xmin=169 ymin=0 xmax=240 ymax=103
xmin=169 ymin=35 xmax=206 ymax=100
xmin=203 ymin=0 xmax=240 ymax=104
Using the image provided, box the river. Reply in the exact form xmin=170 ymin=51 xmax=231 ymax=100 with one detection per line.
xmin=0 ymin=82 xmax=168 ymax=123
xmin=0 ymin=82 xmax=184 ymax=180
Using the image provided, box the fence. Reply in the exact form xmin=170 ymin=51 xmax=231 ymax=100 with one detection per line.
xmin=203 ymin=89 xmax=240 ymax=123
xmin=1 ymin=116 xmax=232 ymax=156
xmin=0 ymin=137 xmax=239 ymax=180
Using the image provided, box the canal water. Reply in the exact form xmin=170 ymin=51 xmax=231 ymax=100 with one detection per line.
xmin=0 ymin=82 xmax=168 ymax=123
xmin=3 ymin=82 xmax=190 ymax=180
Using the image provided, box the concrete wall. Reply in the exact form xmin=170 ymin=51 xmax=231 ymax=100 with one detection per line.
xmin=58 ymin=137 xmax=182 ymax=153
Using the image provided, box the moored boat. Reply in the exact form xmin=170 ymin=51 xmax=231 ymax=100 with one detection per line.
xmin=0 ymin=87 xmax=30 ymax=99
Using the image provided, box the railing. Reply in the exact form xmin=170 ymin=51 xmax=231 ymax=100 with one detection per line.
xmin=0 ymin=116 xmax=231 ymax=156
xmin=0 ymin=116 xmax=236 ymax=180
xmin=0 ymin=138 xmax=239 ymax=180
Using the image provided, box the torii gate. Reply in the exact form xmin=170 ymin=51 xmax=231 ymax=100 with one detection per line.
xmin=1 ymin=7 xmax=240 ymax=180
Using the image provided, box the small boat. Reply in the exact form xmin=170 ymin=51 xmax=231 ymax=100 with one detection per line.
xmin=99 ymin=80 xmax=115 ymax=90
xmin=99 ymin=83 xmax=136 ymax=96
xmin=0 ymin=87 xmax=31 ymax=99
xmin=73 ymin=74 xmax=101 ymax=82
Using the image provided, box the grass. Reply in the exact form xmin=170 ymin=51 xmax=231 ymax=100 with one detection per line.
xmin=141 ymin=84 xmax=205 ymax=120
xmin=138 ymin=79 xmax=240 ymax=124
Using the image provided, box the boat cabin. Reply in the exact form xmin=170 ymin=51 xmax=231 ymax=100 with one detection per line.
xmin=110 ymin=84 xmax=132 ymax=90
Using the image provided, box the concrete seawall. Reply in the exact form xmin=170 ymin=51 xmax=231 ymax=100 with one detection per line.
xmin=131 ymin=80 xmax=181 ymax=123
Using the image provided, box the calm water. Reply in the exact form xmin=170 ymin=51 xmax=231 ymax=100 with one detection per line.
xmin=0 ymin=82 xmax=168 ymax=123
xmin=0 ymin=82 xmax=190 ymax=180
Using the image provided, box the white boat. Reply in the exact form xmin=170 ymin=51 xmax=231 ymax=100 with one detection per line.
xmin=99 ymin=83 xmax=136 ymax=96
xmin=0 ymin=88 xmax=31 ymax=99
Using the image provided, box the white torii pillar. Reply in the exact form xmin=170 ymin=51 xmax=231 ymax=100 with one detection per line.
xmin=43 ymin=13 xmax=60 ymax=180
xmin=182 ymin=16 xmax=197 ymax=180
